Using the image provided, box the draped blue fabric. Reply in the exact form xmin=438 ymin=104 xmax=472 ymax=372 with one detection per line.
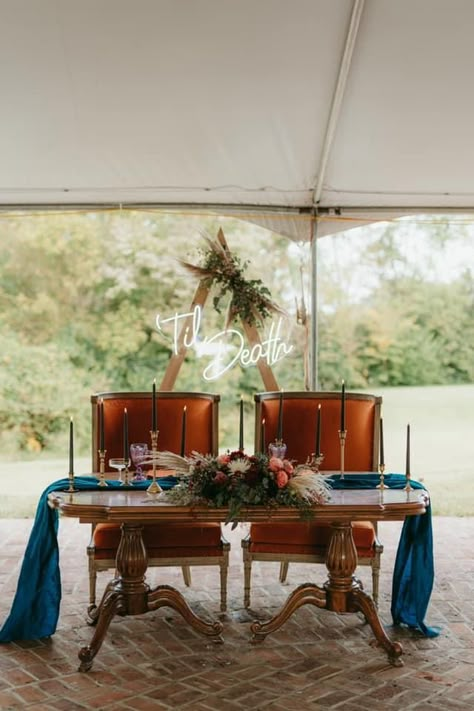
xmin=0 ymin=473 xmax=437 ymax=642
xmin=329 ymin=473 xmax=439 ymax=637
xmin=0 ymin=476 xmax=176 ymax=643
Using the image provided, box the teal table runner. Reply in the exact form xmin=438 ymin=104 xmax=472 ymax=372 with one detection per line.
xmin=0 ymin=473 xmax=438 ymax=642
xmin=329 ymin=473 xmax=439 ymax=638
xmin=0 ymin=477 xmax=176 ymax=643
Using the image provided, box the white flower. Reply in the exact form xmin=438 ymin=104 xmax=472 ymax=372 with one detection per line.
xmin=228 ymin=458 xmax=251 ymax=475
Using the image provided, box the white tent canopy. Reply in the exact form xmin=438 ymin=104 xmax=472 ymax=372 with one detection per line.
xmin=2 ymin=0 xmax=474 ymax=241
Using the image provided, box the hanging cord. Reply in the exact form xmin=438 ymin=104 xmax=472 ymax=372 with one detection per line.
xmin=295 ymin=251 xmax=310 ymax=390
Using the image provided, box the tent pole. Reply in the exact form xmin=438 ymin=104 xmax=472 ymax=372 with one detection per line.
xmin=310 ymin=219 xmax=319 ymax=391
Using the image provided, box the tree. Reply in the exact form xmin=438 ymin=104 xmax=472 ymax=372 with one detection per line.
xmin=1 ymin=211 xmax=473 ymax=456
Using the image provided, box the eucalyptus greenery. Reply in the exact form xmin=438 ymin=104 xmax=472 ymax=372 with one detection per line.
xmin=204 ymin=248 xmax=273 ymax=325
xmin=180 ymin=231 xmax=285 ymax=327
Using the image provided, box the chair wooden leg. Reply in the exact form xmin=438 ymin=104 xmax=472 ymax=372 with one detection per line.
xmin=220 ymin=560 xmax=228 ymax=612
xmin=243 ymin=553 xmax=252 ymax=608
xmin=279 ymin=561 xmax=289 ymax=583
xmin=372 ymin=556 xmax=381 ymax=607
xmin=87 ymin=525 xmax=98 ymax=614
xmin=88 ymin=561 xmax=97 ymax=610
xmin=182 ymin=566 xmax=192 ymax=587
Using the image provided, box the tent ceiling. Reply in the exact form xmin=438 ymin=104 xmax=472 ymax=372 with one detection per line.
xmin=1 ymin=0 xmax=474 ymax=239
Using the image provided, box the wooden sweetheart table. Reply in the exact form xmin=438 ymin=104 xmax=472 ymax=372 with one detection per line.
xmin=48 ymin=487 xmax=429 ymax=671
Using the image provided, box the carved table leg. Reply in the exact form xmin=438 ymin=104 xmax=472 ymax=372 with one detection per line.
xmin=148 ymin=585 xmax=224 ymax=642
xmin=79 ymin=588 xmax=122 ymax=671
xmin=350 ymin=589 xmax=403 ymax=666
xmin=250 ymin=521 xmax=404 ymax=666
xmin=325 ymin=522 xmax=403 ymax=666
xmin=87 ymin=578 xmax=117 ymax=626
xmin=250 ymin=521 xmax=358 ymax=642
xmin=113 ymin=523 xmax=150 ymax=615
xmin=323 ymin=521 xmax=360 ymax=611
xmin=79 ymin=523 xmax=149 ymax=671
xmin=251 ymin=582 xmax=326 ymax=642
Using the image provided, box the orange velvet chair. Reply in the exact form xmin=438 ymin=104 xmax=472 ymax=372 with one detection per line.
xmin=241 ymin=391 xmax=383 ymax=608
xmin=87 ymin=391 xmax=229 ymax=615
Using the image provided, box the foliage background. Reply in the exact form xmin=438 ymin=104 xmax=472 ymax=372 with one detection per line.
xmin=0 ymin=211 xmax=473 ymax=459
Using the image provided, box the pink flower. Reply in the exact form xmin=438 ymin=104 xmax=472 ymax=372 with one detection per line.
xmin=217 ymin=454 xmax=230 ymax=466
xmin=213 ymin=471 xmax=227 ymax=484
xmin=276 ymin=470 xmax=289 ymax=488
xmin=282 ymin=459 xmax=294 ymax=475
xmin=269 ymin=457 xmax=283 ymax=472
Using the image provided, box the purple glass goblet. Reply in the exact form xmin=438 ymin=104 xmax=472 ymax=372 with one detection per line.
xmin=130 ymin=443 xmax=148 ymax=482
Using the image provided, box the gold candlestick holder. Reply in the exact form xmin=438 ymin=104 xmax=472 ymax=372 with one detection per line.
xmin=376 ymin=463 xmax=388 ymax=489
xmin=404 ymin=471 xmax=413 ymax=492
xmin=98 ymin=449 xmax=108 ymax=487
xmin=67 ymin=470 xmax=77 ymax=493
xmin=121 ymin=459 xmax=132 ymax=487
xmin=306 ymin=452 xmax=324 ymax=472
xmin=338 ymin=429 xmax=347 ymax=480
xmin=147 ymin=429 xmax=162 ymax=495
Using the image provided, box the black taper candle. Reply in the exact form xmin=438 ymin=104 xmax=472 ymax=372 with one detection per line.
xmin=99 ymin=398 xmax=105 ymax=451
xmin=180 ymin=406 xmax=187 ymax=457
xmin=379 ymin=417 xmax=384 ymax=467
xmin=123 ymin=408 xmax=128 ymax=462
xmin=239 ymin=395 xmax=244 ymax=451
xmin=152 ymin=379 xmax=157 ymax=431
xmin=340 ymin=380 xmax=346 ymax=431
xmin=277 ymin=390 xmax=283 ymax=441
xmin=261 ymin=418 xmax=266 ymax=454
xmin=69 ymin=416 xmax=74 ymax=474
xmin=405 ymin=423 xmax=410 ymax=476
xmin=316 ymin=404 xmax=321 ymax=456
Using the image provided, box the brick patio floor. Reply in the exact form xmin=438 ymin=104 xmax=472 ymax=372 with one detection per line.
xmin=0 ymin=516 xmax=473 ymax=710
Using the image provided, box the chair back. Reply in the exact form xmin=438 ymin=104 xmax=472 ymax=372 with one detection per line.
xmin=91 ymin=391 xmax=219 ymax=471
xmin=254 ymin=391 xmax=381 ymax=471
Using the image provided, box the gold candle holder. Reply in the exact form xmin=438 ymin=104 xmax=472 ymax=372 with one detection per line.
xmin=338 ymin=429 xmax=347 ymax=480
xmin=306 ymin=452 xmax=324 ymax=472
xmin=147 ymin=429 xmax=162 ymax=495
xmin=122 ymin=459 xmax=132 ymax=487
xmin=376 ymin=463 xmax=388 ymax=489
xmin=98 ymin=449 xmax=108 ymax=487
xmin=67 ymin=470 xmax=77 ymax=493
xmin=404 ymin=471 xmax=413 ymax=492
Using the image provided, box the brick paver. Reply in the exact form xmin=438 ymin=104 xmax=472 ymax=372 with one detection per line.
xmin=0 ymin=516 xmax=473 ymax=710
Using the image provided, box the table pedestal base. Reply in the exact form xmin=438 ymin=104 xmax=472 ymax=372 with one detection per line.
xmin=250 ymin=521 xmax=403 ymax=667
xmin=79 ymin=523 xmax=223 ymax=672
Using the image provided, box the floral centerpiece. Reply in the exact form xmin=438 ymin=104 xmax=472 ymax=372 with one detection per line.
xmin=157 ymin=450 xmax=331 ymax=524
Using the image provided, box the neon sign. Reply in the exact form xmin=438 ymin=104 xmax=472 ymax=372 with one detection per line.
xmin=156 ymin=305 xmax=294 ymax=381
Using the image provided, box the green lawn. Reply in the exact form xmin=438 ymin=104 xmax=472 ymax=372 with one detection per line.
xmin=0 ymin=456 xmax=90 ymax=518
xmin=1 ymin=383 xmax=473 ymax=517
xmin=365 ymin=383 xmax=474 ymax=517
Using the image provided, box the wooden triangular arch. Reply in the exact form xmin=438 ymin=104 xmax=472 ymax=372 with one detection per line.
xmin=160 ymin=229 xmax=279 ymax=391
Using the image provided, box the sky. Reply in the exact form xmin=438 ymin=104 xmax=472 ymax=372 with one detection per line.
xmin=314 ymin=215 xmax=474 ymax=303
